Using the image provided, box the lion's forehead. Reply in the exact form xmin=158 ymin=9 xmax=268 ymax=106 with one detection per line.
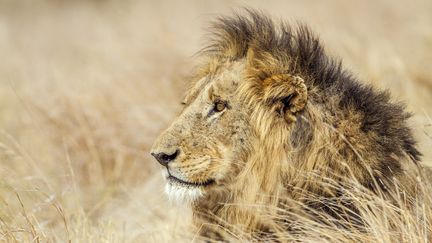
xmin=185 ymin=60 xmax=246 ymax=103
xmin=213 ymin=61 xmax=245 ymax=89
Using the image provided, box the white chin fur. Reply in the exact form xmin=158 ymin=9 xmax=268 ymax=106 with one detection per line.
xmin=165 ymin=182 xmax=204 ymax=203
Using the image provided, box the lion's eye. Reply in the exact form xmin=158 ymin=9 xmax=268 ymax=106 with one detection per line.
xmin=214 ymin=101 xmax=226 ymax=112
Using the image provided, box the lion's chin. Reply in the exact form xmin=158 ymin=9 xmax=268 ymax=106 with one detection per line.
xmin=165 ymin=182 xmax=204 ymax=203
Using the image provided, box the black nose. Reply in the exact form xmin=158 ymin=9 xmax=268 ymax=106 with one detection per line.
xmin=151 ymin=150 xmax=179 ymax=167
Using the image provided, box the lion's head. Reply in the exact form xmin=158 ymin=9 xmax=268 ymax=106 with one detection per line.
xmin=151 ymin=52 xmax=308 ymax=201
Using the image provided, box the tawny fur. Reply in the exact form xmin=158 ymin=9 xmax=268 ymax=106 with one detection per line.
xmin=151 ymin=10 xmax=424 ymax=240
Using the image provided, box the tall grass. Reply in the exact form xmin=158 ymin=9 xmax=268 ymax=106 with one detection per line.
xmin=0 ymin=0 xmax=431 ymax=242
xmin=191 ymin=172 xmax=432 ymax=242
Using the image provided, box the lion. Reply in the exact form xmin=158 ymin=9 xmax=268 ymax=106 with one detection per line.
xmin=150 ymin=11 xmax=424 ymax=240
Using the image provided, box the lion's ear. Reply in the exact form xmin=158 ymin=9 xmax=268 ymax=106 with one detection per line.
xmin=262 ymin=74 xmax=308 ymax=123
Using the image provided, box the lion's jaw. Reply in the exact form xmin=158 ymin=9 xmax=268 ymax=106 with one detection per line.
xmin=160 ymin=168 xmax=215 ymax=203
xmin=164 ymin=181 xmax=204 ymax=203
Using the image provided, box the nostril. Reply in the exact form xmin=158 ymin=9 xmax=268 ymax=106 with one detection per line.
xmin=151 ymin=149 xmax=179 ymax=166
xmin=161 ymin=150 xmax=178 ymax=162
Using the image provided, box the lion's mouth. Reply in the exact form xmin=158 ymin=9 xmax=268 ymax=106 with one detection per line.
xmin=167 ymin=175 xmax=215 ymax=187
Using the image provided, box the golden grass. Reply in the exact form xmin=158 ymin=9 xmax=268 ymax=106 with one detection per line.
xmin=0 ymin=0 xmax=431 ymax=242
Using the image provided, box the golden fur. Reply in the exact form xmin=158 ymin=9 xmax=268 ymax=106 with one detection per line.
xmin=151 ymin=10 xmax=424 ymax=240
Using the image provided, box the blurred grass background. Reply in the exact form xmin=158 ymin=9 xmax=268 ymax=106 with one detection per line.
xmin=0 ymin=0 xmax=431 ymax=242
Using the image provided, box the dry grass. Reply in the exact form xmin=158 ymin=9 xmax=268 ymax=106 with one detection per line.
xmin=0 ymin=0 xmax=431 ymax=242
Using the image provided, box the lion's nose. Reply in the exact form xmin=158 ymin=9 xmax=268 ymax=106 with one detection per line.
xmin=151 ymin=149 xmax=179 ymax=167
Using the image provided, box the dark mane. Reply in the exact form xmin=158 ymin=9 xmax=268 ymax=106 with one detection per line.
xmin=204 ymin=10 xmax=421 ymax=163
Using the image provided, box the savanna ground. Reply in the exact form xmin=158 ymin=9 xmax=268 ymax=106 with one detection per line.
xmin=0 ymin=0 xmax=431 ymax=242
